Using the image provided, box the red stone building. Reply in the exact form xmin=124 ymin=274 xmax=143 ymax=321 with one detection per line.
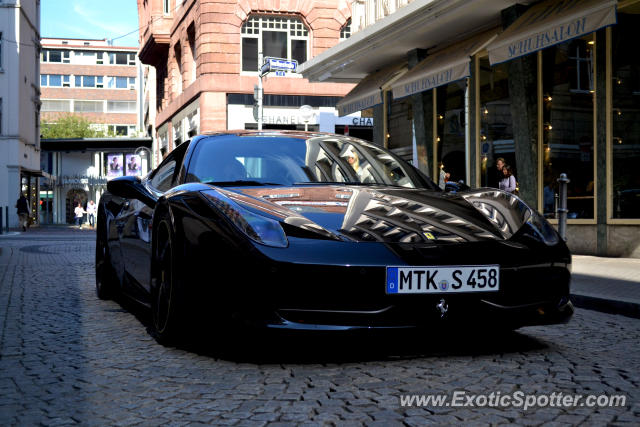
xmin=137 ymin=0 xmax=359 ymax=161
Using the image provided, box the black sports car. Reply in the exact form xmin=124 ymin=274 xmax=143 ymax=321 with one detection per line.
xmin=96 ymin=131 xmax=573 ymax=344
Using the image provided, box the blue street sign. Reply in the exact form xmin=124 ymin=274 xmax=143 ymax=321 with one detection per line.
xmin=265 ymin=57 xmax=297 ymax=72
xmin=274 ymin=70 xmax=286 ymax=77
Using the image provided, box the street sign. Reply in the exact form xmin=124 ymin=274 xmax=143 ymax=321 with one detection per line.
xmin=274 ymin=70 xmax=285 ymax=77
xmin=259 ymin=62 xmax=271 ymax=77
xmin=264 ymin=57 xmax=297 ymax=72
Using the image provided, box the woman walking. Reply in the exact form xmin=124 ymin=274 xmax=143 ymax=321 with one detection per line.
xmin=499 ymin=164 xmax=517 ymax=194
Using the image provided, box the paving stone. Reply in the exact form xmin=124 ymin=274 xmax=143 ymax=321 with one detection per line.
xmin=0 ymin=231 xmax=639 ymax=425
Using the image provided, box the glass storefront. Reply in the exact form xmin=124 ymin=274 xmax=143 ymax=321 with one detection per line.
xmin=541 ymin=34 xmax=595 ymax=219
xmin=612 ymin=12 xmax=640 ymax=219
xmin=436 ymin=81 xmax=466 ymax=183
xmin=479 ymin=59 xmax=515 ymax=189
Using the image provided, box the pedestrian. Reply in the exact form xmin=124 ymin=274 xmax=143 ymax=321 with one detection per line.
xmin=499 ymin=164 xmax=517 ymax=194
xmin=15 ymin=193 xmax=30 ymax=232
xmin=86 ymin=200 xmax=97 ymax=228
xmin=492 ymin=157 xmax=505 ymax=188
xmin=74 ymin=202 xmax=86 ymax=228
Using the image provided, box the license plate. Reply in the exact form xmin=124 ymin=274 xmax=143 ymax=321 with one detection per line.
xmin=386 ymin=265 xmax=500 ymax=294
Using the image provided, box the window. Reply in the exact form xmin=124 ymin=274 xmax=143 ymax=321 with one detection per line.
xmin=74 ymin=100 xmax=104 ymax=113
xmin=107 ymin=101 xmax=136 ymax=113
xmin=542 ymin=34 xmax=595 ymax=219
xmin=479 ymin=59 xmax=515 ymax=189
xmin=41 ymin=74 xmax=64 ymax=87
xmin=340 ymin=19 xmax=352 ymax=40
xmin=74 ymin=75 xmax=100 ymax=88
xmin=163 ymin=0 xmax=170 ymax=15
xmin=569 ymin=39 xmax=594 ymax=94
xmin=241 ymin=15 xmax=309 ymax=72
xmin=42 ymin=49 xmax=70 ymax=63
xmin=63 ymin=75 xmax=70 ymax=87
xmin=96 ymin=51 xmax=104 ymax=65
xmin=612 ymin=13 xmax=640 ymax=219
xmin=174 ymin=43 xmax=182 ymax=94
xmin=188 ymin=24 xmax=197 ymax=84
xmin=0 ymin=98 xmax=2 ymax=135
xmin=109 ymin=52 xmax=130 ymax=65
xmin=0 ymin=32 xmax=3 ymax=69
xmin=42 ymin=100 xmax=72 ymax=112
xmin=151 ymin=159 xmax=176 ymax=192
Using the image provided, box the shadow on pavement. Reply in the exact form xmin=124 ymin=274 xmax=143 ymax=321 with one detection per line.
xmin=112 ymin=295 xmax=548 ymax=363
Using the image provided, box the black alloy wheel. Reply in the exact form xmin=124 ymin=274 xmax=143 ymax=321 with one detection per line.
xmin=95 ymin=210 xmax=117 ymax=300
xmin=151 ymin=219 xmax=183 ymax=345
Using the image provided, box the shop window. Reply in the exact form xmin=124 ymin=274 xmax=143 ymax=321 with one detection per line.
xmin=436 ymin=81 xmax=467 ymax=185
xmin=241 ymin=15 xmax=309 ymax=72
xmin=542 ymin=34 xmax=595 ymax=219
xmin=479 ymin=59 xmax=515 ymax=188
xmin=612 ymin=13 xmax=640 ymax=219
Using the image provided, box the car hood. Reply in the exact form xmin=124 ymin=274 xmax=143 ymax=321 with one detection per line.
xmin=217 ymin=185 xmax=532 ymax=244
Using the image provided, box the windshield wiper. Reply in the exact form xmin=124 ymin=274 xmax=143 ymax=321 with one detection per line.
xmin=204 ymin=180 xmax=283 ymax=187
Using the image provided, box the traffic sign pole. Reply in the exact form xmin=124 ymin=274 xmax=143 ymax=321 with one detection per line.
xmin=258 ymin=51 xmax=263 ymax=130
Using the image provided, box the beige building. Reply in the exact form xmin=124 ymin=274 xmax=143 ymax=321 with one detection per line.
xmin=300 ymin=0 xmax=640 ymax=257
xmin=39 ymin=38 xmax=151 ymax=224
xmin=0 ymin=0 xmax=41 ymax=229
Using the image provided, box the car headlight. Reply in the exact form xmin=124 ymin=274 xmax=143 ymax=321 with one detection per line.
xmin=525 ymin=209 xmax=559 ymax=246
xmin=201 ymin=190 xmax=288 ymax=248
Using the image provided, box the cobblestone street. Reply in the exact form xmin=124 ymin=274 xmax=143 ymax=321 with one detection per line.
xmin=1 ymin=230 xmax=639 ymax=425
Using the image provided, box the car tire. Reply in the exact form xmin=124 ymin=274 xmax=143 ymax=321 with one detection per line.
xmin=95 ymin=209 xmax=118 ymax=300
xmin=150 ymin=217 xmax=184 ymax=346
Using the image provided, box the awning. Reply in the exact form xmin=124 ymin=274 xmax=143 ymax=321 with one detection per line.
xmin=336 ymin=62 xmax=407 ymax=117
xmin=391 ymin=29 xmax=498 ymax=100
xmin=487 ymin=0 xmax=617 ymax=65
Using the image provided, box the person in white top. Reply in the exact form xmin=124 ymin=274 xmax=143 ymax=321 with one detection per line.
xmin=74 ymin=202 xmax=86 ymax=227
xmin=86 ymin=200 xmax=97 ymax=228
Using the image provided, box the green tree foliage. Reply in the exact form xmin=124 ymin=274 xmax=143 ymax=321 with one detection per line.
xmin=40 ymin=114 xmax=111 ymax=139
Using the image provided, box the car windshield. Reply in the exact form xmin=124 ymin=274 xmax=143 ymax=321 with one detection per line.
xmin=185 ymin=134 xmax=439 ymax=190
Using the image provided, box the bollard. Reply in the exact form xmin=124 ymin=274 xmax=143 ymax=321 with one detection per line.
xmin=557 ymin=173 xmax=570 ymax=241
xmin=5 ymin=206 xmax=8 ymax=233
xmin=0 ymin=207 xmax=3 ymax=235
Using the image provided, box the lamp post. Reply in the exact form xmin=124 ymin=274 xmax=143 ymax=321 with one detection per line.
xmin=135 ymin=146 xmax=153 ymax=175
xmin=299 ymin=105 xmax=313 ymax=132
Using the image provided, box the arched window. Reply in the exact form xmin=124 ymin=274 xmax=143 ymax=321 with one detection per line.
xmin=241 ymin=15 xmax=309 ymax=72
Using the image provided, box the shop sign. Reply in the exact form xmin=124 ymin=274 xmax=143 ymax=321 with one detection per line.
xmin=351 ymin=117 xmax=374 ymax=127
xmin=262 ymin=112 xmax=317 ymax=125
xmin=57 ymin=175 xmax=107 ymax=187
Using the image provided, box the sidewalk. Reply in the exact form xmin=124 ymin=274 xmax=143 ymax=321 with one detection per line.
xmin=571 ymin=255 xmax=640 ymax=319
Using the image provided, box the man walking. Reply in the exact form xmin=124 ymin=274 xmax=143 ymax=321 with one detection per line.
xmin=15 ymin=194 xmax=30 ymax=232
xmin=86 ymin=200 xmax=97 ymax=228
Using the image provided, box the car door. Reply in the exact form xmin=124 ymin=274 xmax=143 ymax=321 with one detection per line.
xmin=117 ymin=153 xmax=179 ymax=298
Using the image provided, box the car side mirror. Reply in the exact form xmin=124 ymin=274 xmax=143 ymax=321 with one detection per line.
xmin=107 ymin=176 xmax=157 ymax=208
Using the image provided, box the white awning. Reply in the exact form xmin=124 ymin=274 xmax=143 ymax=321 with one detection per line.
xmin=336 ymin=63 xmax=407 ymax=117
xmin=391 ymin=29 xmax=498 ymax=100
xmin=487 ymin=0 xmax=617 ymax=65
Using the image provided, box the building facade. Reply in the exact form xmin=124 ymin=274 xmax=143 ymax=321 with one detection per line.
xmin=300 ymin=0 xmax=640 ymax=258
xmin=0 ymin=0 xmax=41 ymax=229
xmin=39 ymin=38 xmax=151 ymax=224
xmin=136 ymin=0 xmax=366 ymax=161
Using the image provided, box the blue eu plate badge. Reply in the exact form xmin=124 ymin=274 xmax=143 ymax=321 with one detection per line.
xmin=387 ymin=267 xmax=398 ymax=294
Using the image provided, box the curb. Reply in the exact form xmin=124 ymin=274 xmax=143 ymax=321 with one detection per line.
xmin=571 ymin=293 xmax=640 ymax=320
